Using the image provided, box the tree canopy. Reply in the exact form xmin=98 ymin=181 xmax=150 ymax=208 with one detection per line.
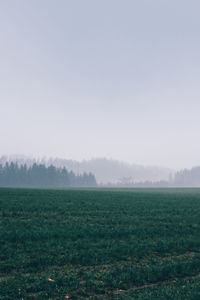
xmin=0 ymin=162 xmax=97 ymax=187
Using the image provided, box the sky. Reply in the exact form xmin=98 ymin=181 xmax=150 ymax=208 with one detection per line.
xmin=0 ymin=0 xmax=200 ymax=170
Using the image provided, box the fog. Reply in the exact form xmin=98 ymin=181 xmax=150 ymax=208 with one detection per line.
xmin=1 ymin=0 xmax=200 ymax=170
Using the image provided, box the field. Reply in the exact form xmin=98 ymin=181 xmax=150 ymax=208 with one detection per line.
xmin=1 ymin=188 xmax=200 ymax=299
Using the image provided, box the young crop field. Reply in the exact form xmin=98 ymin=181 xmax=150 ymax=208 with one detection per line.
xmin=1 ymin=188 xmax=200 ymax=299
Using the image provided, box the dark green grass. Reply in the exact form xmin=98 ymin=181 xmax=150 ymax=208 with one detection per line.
xmin=1 ymin=188 xmax=200 ymax=299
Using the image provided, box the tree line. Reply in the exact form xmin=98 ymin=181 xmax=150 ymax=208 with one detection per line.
xmin=173 ymin=166 xmax=200 ymax=187
xmin=0 ymin=162 xmax=97 ymax=187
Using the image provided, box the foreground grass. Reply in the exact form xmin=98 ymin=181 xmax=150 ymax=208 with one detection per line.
xmin=1 ymin=188 xmax=200 ymax=299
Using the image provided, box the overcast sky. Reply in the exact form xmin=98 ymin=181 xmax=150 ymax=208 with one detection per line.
xmin=0 ymin=0 xmax=200 ymax=169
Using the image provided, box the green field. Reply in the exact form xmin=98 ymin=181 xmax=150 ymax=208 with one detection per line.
xmin=1 ymin=188 xmax=200 ymax=299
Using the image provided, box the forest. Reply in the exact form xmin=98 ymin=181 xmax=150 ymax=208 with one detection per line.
xmin=0 ymin=162 xmax=97 ymax=187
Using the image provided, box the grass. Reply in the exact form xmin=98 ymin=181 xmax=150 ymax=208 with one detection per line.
xmin=1 ymin=188 xmax=200 ymax=299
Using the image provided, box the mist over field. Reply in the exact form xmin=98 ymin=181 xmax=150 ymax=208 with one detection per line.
xmin=0 ymin=155 xmax=172 ymax=184
xmin=1 ymin=0 xmax=200 ymax=172
xmin=1 ymin=155 xmax=200 ymax=187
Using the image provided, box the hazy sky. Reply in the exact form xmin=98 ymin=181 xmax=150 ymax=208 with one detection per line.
xmin=1 ymin=0 xmax=200 ymax=169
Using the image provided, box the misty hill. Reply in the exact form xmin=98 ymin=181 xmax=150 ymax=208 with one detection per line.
xmin=0 ymin=156 xmax=172 ymax=184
